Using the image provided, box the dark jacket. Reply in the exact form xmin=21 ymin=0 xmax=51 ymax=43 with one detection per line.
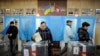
xmin=77 ymin=28 xmax=90 ymax=42
xmin=6 ymin=26 xmax=18 ymax=40
xmin=32 ymin=27 xmax=53 ymax=43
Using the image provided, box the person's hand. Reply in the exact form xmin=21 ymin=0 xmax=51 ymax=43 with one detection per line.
xmin=32 ymin=35 xmax=36 ymax=39
xmin=51 ymin=43 xmax=53 ymax=46
xmin=9 ymin=33 xmax=12 ymax=36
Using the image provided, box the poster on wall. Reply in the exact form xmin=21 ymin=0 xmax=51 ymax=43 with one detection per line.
xmin=0 ymin=9 xmax=2 ymax=15
xmin=96 ymin=9 xmax=100 ymax=19
xmin=96 ymin=9 xmax=100 ymax=14
xmin=13 ymin=8 xmax=23 ymax=15
xmin=68 ymin=8 xmax=79 ymax=16
xmin=82 ymin=8 xmax=93 ymax=16
xmin=81 ymin=8 xmax=88 ymax=16
xmin=32 ymin=8 xmax=36 ymax=15
xmin=0 ymin=9 xmax=5 ymax=15
xmin=0 ymin=16 xmax=3 ymax=24
xmin=73 ymin=8 xmax=79 ymax=16
xmin=96 ymin=19 xmax=100 ymax=24
xmin=38 ymin=0 xmax=67 ymax=15
xmin=5 ymin=9 xmax=11 ymax=15
xmin=88 ymin=9 xmax=93 ymax=16
xmin=26 ymin=8 xmax=32 ymax=15
xmin=25 ymin=8 xmax=36 ymax=15
xmin=19 ymin=9 xmax=23 ymax=15
xmin=13 ymin=9 xmax=19 ymax=15
xmin=68 ymin=8 xmax=73 ymax=16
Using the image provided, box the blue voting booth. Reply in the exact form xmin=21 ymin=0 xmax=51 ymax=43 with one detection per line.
xmin=2 ymin=16 xmax=96 ymax=41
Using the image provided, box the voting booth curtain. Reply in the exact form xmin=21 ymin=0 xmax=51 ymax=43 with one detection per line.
xmin=2 ymin=16 xmax=96 ymax=41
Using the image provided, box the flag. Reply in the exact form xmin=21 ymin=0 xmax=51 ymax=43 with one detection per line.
xmin=44 ymin=5 xmax=51 ymax=15
xmin=55 ymin=5 xmax=61 ymax=15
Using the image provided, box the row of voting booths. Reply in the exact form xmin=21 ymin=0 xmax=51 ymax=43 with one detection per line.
xmin=0 ymin=16 xmax=96 ymax=56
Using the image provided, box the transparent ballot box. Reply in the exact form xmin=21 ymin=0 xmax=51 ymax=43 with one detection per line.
xmin=0 ymin=40 xmax=10 ymax=56
xmin=23 ymin=41 xmax=48 ymax=56
xmin=67 ymin=41 xmax=96 ymax=56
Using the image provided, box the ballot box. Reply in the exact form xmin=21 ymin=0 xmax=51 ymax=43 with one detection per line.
xmin=23 ymin=41 xmax=48 ymax=56
xmin=0 ymin=40 xmax=10 ymax=56
xmin=67 ymin=41 xmax=96 ymax=56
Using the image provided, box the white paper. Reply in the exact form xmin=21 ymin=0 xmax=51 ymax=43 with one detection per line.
xmin=31 ymin=44 xmax=36 ymax=56
xmin=82 ymin=46 xmax=86 ymax=56
xmin=34 ymin=32 xmax=42 ymax=42
xmin=24 ymin=49 xmax=29 ymax=56
xmin=31 ymin=43 xmax=36 ymax=51
xmin=83 ymin=46 xmax=86 ymax=52
xmin=73 ymin=47 xmax=79 ymax=54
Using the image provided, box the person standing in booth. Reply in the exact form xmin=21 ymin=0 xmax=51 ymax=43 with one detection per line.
xmin=6 ymin=21 xmax=18 ymax=56
xmin=32 ymin=21 xmax=53 ymax=56
xmin=64 ymin=20 xmax=75 ymax=43
xmin=77 ymin=22 xmax=90 ymax=42
xmin=61 ymin=20 xmax=75 ymax=55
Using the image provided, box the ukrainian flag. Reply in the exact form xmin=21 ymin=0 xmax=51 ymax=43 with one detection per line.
xmin=44 ymin=4 xmax=55 ymax=15
xmin=44 ymin=5 xmax=51 ymax=15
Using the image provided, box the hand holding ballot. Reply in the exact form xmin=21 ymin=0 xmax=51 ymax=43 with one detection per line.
xmin=32 ymin=32 xmax=42 ymax=42
xmin=32 ymin=34 xmax=36 ymax=39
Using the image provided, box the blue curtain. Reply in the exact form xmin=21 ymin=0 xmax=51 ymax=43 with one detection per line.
xmin=19 ymin=16 xmax=36 ymax=40
xmin=77 ymin=16 xmax=96 ymax=39
xmin=1 ymin=16 xmax=19 ymax=39
xmin=3 ymin=16 xmax=96 ymax=41
xmin=46 ymin=16 xmax=64 ymax=41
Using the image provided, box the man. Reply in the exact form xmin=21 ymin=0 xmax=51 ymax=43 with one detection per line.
xmin=60 ymin=20 xmax=75 ymax=55
xmin=6 ymin=21 xmax=18 ymax=56
xmin=32 ymin=21 xmax=53 ymax=56
xmin=64 ymin=20 xmax=75 ymax=42
xmin=77 ymin=22 xmax=90 ymax=42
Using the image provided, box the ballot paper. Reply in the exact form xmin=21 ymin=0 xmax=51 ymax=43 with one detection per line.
xmin=31 ymin=43 xmax=36 ymax=51
xmin=83 ymin=46 xmax=86 ymax=52
xmin=82 ymin=46 xmax=87 ymax=56
xmin=73 ymin=46 xmax=79 ymax=55
xmin=24 ymin=49 xmax=29 ymax=56
xmin=34 ymin=32 xmax=42 ymax=42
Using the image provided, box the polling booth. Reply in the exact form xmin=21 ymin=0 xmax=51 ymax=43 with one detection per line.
xmin=3 ymin=16 xmax=96 ymax=41
xmin=0 ymin=16 xmax=96 ymax=56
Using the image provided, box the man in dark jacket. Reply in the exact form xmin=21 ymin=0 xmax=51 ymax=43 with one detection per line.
xmin=77 ymin=22 xmax=90 ymax=42
xmin=6 ymin=21 xmax=18 ymax=56
xmin=32 ymin=21 xmax=53 ymax=56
